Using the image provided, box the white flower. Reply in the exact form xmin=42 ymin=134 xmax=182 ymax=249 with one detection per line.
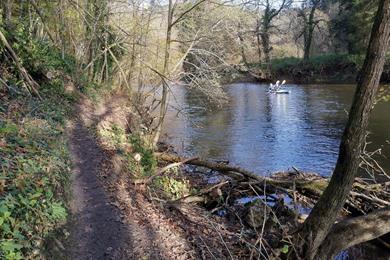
xmin=134 ymin=153 xmax=142 ymax=162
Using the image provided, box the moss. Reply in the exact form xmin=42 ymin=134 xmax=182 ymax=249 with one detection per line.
xmin=301 ymin=180 xmax=329 ymax=195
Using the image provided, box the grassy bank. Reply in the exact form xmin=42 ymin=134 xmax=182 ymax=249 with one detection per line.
xmin=248 ymin=53 xmax=390 ymax=84
xmin=0 ymin=29 xmax=79 ymax=259
xmin=270 ymin=54 xmax=364 ymax=83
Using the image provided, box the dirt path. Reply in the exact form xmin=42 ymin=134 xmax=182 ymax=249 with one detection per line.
xmin=67 ymin=121 xmax=131 ymax=259
xmin=65 ymin=97 xmax=199 ymax=259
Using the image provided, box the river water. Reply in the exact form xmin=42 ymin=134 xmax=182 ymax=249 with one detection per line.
xmin=162 ymin=83 xmax=389 ymax=177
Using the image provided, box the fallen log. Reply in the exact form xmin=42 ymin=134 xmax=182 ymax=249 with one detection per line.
xmin=156 ymin=152 xmax=268 ymax=182
xmin=0 ymin=30 xmax=42 ymax=100
xmin=156 ymin=152 xmax=328 ymax=196
xmin=156 ymin=152 xmax=389 ymax=213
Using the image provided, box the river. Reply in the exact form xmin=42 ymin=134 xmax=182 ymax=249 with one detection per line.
xmin=162 ymin=83 xmax=389 ymax=177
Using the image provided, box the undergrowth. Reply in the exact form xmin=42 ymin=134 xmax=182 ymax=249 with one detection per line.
xmin=247 ymin=53 xmax=371 ymax=83
xmin=269 ymin=53 xmax=365 ymax=73
xmin=0 ymin=89 xmax=74 ymax=259
xmin=98 ymin=123 xmax=192 ymax=199
xmin=250 ymin=53 xmax=390 ymax=83
xmin=1 ymin=25 xmax=77 ymax=259
xmin=98 ymin=124 xmax=157 ymax=177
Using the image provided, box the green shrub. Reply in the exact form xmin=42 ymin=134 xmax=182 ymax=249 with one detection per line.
xmin=0 ymin=113 xmax=71 ymax=259
xmin=10 ymin=24 xmax=76 ymax=75
xmin=99 ymin=124 xmax=128 ymax=149
xmin=269 ymin=53 xmax=365 ymax=74
xmin=154 ymin=174 xmax=191 ymax=200
xmin=0 ymin=71 xmax=74 ymax=259
xmin=128 ymin=135 xmax=156 ymax=176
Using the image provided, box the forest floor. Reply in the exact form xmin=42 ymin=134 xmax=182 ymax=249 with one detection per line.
xmin=64 ymin=97 xmax=238 ymax=259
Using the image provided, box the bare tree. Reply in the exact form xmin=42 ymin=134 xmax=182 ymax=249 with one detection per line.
xmin=251 ymin=0 xmax=292 ymax=63
xmin=152 ymin=0 xmax=209 ymax=145
xmin=298 ymin=0 xmax=322 ymax=60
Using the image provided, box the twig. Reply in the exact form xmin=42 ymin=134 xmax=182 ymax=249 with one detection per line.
xmin=133 ymin=157 xmax=198 ymax=184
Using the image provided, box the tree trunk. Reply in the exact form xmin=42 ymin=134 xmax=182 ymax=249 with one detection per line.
xmin=260 ymin=24 xmax=271 ymax=64
xmin=316 ymin=207 xmax=390 ymax=259
xmin=2 ymin=0 xmax=12 ymax=30
xmin=303 ymin=3 xmax=317 ymax=60
xmin=238 ymin=34 xmax=248 ymax=65
xmin=255 ymin=19 xmax=262 ymax=63
xmin=297 ymin=0 xmax=390 ymax=258
xmin=153 ymin=0 xmax=173 ymax=146
xmin=237 ymin=22 xmax=248 ymax=65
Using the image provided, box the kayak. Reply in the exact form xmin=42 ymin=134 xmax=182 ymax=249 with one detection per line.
xmin=269 ymin=90 xmax=290 ymax=94
xmin=275 ymin=90 xmax=290 ymax=94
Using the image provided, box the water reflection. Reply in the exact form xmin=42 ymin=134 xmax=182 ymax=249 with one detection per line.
xmin=162 ymin=83 xmax=389 ymax=176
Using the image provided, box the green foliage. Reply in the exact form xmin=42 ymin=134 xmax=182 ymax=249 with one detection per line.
xmin=154 ymin=174 xmax=191 ymax=200
xmin=281 ymin=244 xmax=289 ymax=254
xmin=378 ymin=86 xmax=390 ymax=102
xmin=99 ymin=124 xmax=157 ymax=177
xmin=332 ymin=0 xmax=378 ymax=54
xmin=9 ymin=24 xmax=76 ymax=76
xmin=0 ymin=35 xmax=75 ymax=257
xmin=0 ymin=24 xmax=79 ymax=117
xmin=128 ymin=135 xmax=156 ymax=177
xmin=0 ymin=104 xmax=71 ymax=259
xmin=100 ymin=126 xmax=190 ymax=199
xmin=97 ymin=123 xmax=191 ymax=200
xmin=262 ymin=53 xmax=372 ymax=83
xmin=99 ymin=124 xmax=128 ymax=149
xmin=270 ymin=53 xmax=365 ymax=73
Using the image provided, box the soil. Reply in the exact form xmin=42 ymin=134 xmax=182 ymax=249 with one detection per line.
xmin=67 ymin=120 xmax=131 ymax=259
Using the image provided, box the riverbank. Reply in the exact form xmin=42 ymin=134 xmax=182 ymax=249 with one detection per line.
xmin=70 ymin=87 xmax=388 ymax=258
xmin=224 ymin=54 xmax=390 ymax=84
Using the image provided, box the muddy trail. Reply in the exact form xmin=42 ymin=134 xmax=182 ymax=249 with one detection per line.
xmin=67 ymin=120 xmax=130 ymax=259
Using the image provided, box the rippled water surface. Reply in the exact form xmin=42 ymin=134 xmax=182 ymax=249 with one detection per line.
xmin=162 ymin=83 xmax=389 ymax=176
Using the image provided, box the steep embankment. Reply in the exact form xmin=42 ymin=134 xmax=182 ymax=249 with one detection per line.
xmin=0 ymin=33 xmax=78 ymax=258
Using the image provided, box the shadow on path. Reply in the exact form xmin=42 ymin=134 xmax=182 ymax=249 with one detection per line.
xmin=68 ymin=120 xmax=132 ymax=260
xmin=65 ymin=95 xmax=198 ymax=259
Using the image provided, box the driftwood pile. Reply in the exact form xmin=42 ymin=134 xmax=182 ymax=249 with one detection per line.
xmin=156 ymin=152 xmax=389 ymax=217
xmin=150 ymin=152 xmax=390 ymax=257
